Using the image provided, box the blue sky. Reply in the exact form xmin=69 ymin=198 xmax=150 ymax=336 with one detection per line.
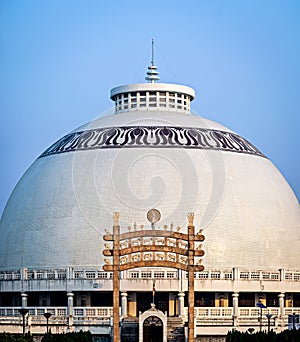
xmin=1 ymin=0 xmax=299 ymax=215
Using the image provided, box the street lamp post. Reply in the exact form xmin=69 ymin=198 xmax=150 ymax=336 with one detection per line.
xmin=256 ymin=302 xmax=267 ymax=332
xmin=19 ymin=308 xmax=29 ymax=336
xmin=265 ymin=314 xmax=272 ymax=333
xmin=44 ymin=312 xmax=52 ymax=333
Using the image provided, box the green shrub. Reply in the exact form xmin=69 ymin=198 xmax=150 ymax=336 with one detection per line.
xmin=226 ymin=329 xmax=300 ymax=342
xmin=0 ymin=333 xmax=33 ymax=342
xmin=41 ymin=331 xmax=92 ymax=342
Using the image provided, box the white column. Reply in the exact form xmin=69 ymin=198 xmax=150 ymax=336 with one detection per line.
xmin=232 ymin=292 xmax=239 ymax=328
xmin=21 ymin=293 xmax=28 ymax=308
xmin=21 ymin=268 xmax=27 ymax=281
xmin=178 ymin=292 xmax=185 ymax=317
xmin=67 ymin=292 xmax=74 ymax=332
xmin=278 ymin=292 xmax=284 ymax=318
xmin=67 ymin=292 xmax=74 ymax=315
xmin=233 ymin=267 xmax=239 ymax=280
xmin=121 ymin=292 xmax=128 ymax=317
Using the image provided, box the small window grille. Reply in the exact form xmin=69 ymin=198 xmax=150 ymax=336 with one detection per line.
xmin=240 ymin=272 xmax=249 ymax=279
xmin=98 ymin=272 xmax=108 ymax=279
xmin=294 ymin=273 xmax=300 ymax=280
xmin=271 ymin=273 xmax=279 ymax=280
xmin=6 ymin=273 xmax=12 ymax=280
xmin=130 ymin=272 xmax=139 ymax=279
xmin=154 ymin=272 xmax=164 ymax=278
xmin=13 ymin=272 xmax=21 ymax=280
xmin=74 ymin=271 xmax=83 ymax=279
xmin=141 ymin=272 xmax=152 ymax=279
xmin=251 ymin=273 xmax=260 ymax=279
xmin=167 ymin=272 xmax=176 ymax=279
xmin=86 ymin=271 xmax=96 ymax=279
xmin=36 ymin=272 xmax=44 ymax=279
xmin=198 ymin=272 xmax=209 ymax=279
xmin=58 ymin=272 xmax=66 ymax=279
xmin=47 ymin=273 xmax=55 ymax=279
xmin=211 ymin=272 xmax=221 ymax=279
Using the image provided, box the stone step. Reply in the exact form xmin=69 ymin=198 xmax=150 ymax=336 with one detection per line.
xmin=167 ymin=317 xmax=185 ymax=342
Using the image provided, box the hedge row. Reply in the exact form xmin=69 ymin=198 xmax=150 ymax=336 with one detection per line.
xmin=0 ymin=331 xmax=92 ymax=342
xmin=226 ymin=329 xmax=300 ymax=342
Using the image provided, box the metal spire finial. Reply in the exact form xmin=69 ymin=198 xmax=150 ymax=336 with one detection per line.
xmin=145 ymin=39 xmax=160 ymax=83
xmin=151 ymin=38 xmax=154 ymax=66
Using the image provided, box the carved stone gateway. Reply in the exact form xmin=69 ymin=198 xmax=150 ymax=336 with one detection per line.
xmin=102 ymin=211 xmax=205 ymax=342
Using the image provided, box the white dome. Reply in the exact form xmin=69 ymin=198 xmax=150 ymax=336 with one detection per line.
xmin=1 ymin=84 xmax=299 ymax=272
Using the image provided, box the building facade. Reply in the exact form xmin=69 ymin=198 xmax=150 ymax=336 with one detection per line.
xmin=0 ymin=56 xmax=299 ymax=341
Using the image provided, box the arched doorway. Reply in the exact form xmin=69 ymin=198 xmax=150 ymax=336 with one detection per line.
xmin=143 ymin=316 xmax=163 ymax=342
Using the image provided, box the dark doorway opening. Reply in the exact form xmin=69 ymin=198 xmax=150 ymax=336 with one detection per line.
xmin=143 ymin=316 xmax=163 ymax=342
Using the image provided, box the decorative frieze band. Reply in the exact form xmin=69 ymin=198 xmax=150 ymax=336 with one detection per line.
xmin=39 ymin=126 xmax=265 ymax=158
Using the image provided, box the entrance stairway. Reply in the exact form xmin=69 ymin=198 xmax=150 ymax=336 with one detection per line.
xmin=167 ymin=317 xmax=185 ymax=342
xmin=121 ymin=316 xmax=185 ymax=342
xmin=121 ymin=317 xmax=139 ymax=342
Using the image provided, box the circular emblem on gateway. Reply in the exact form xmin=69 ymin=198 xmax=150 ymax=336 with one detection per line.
xmin=147 ymin=209 xmax=161 ymax=223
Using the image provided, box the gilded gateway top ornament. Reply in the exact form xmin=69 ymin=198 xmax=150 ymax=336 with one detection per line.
xmin=113 ymin=212 xmax=120 ymax=226
xmin=147 ymin=209 xmax=161 ymax=223
xmin=188 ymin=212 xmax=194 ymax=225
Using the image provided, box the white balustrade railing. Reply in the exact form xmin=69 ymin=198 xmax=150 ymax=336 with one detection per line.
xmin=1 ymin=268 xmax=300 ymax=281
xmin=194 ymin=307 xmax=233 ymax=317
xmin=2 ymin=306 xmax=299 ymax=318
xmin=0 ymin=306 xmax=113 ymax=318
